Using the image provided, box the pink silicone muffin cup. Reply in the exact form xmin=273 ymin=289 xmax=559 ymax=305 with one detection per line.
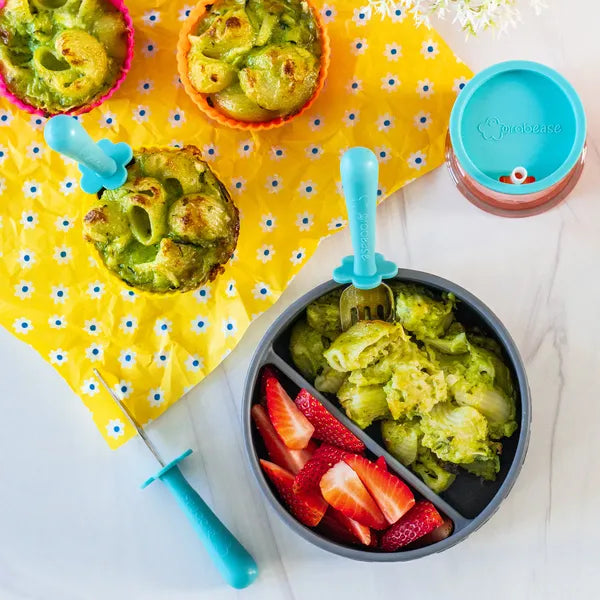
xmin=0 ymin=0 xmax=134 ymax=116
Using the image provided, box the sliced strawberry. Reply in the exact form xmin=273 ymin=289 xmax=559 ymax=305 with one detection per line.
xmin=379 ymin=500 xmax=444 ymax=551
xmin=293 ymin=444 xmax=349 ymax=502
xmin=375 ymin=456 xmax=387 ymax=471
xmin=344 ymin=454 xmax=414 ymax=525
xmin=260 ymin=459 xmax=327 ymax=527
xmin=259 ymin=366 xmax=279 ymax=404
xmin=295 ymin=389 xmax=365 ymax=453
xmin=317 ymin=508 xmax=363 ymax=546
xmin=266 ymin=378 xmax=314 ymax=449
xmin=331 ymin=509 xmax=372 ymax=545
xmin=319 ymin=461 xmax=387 ymax=530
xmin=408 ymin=518 xmax=454 ymax=549
xmin=251 ymin=404 xmax=316 ymax=474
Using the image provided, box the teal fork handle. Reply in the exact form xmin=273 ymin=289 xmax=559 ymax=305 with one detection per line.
xmin=159 ymin=466 xmax=258 ymax=589
xmin=340 ymin=147 xmax=379 ymax=279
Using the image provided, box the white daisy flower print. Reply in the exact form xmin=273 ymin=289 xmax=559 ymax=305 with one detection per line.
xmin=113 ymin=380 xmax=133 ymax=399
xmin=335 ymin=179 xmax=343 ymax=196
xmin=60 ymin=177 xmax=77 ymax=195
xmin=87 ymin=282 xmax=104 ymax=299
xmin=0 ymin=109 xmax=13 ymax=126
xmin=49 ymin=315 xmax=66 ymax=329
xmin=85 ymin=343 xmax=104 ymax=362
xmin=120 ymin=316 xmax=138 ymax=334
xmin=22 ymin=180 xmax=41 ymax=198
xmin=154 ymin=318 xmax=172 ymax=336
xmin=266 ymin=174 xmax=283 ymax=193
xmin=81 ymin=377 xmax=99 ymax=396
xmin=414 ymin=111 xmax=432 ymax=131
xmin=53 ymin=246 xmax=72 ymax=264
xmin=51 ymin=284 xmax=68 ymax=303
xmin=257 ymin=244 xmax=275 ymax=263
xmin=20 ymin=210 xmax=38 ymax=229
xmin=252 ymin=282 xmax=272 ymax=300
xmin=0 ymin=177 xmax=5 ymax=196
xmin=138 ymin=79 xmax=154 ymax=94
xmin=352 ymin=6 xmax=370 ymax=26
xmin=118 ymin=349 xmax=137 ymax=368
xmin=50 ymin=349 xmax=68 ymax=366
xmin=374 ymin=146 xmax=392 ymax=163
xmin=343 ymin=110 xmax=359 ymax=127
xmin=173 ymin=74 xmax=183 ymax=88
xmin=306 ymin=145 xmax=323 ymax=160
xmin=328 ymin=217 xmax=347 ymax=231
xmin=168 ymin=108 xmax=185 ymax=127
xmin=225 ymin=279 xmax=237 ymax=297
xmin=202 ymin=143 xmax=218 ymax=161
xmin=259 ymin=214 xmax=276 ymax=232
xmin=384 ymin=43 xmax=402 ymax=61
xmin=453 ymin=76 xmax=470 ymax=93
xmin=121 ymin=289 xmax=136 ymax=302
xmin=14 ymin=280 xmax=34 ymax=299
xmin=26 ymin=143 xmax=43 ymax=160
xmin=309 ymin=115 xmax=324 ymax=131
xmin=55 ymin=216 xmax=74 ymax=231
xmin=106 ymin=419 xmax=125 ymax=439
xmin=18 ymin=250 xmax=35 ymax=269
xmin=290 ymin=248 xmax=306 ymax=265
xmin=99 ymin=111 xmax=117 ymax=128
xmin=416 ymin=79 xmax=434 ymax=98
xmin=0 ymin=144 xmax=7 ymax=165
xmin=421 ymin=40 xmax=439 ymax=59
xmin=351 ymin=38 xmax=368 ymax=55
xmin=222 ymin=318 xmax=237 ymax=337
xmin=193 ymin=286 xmax=212 ymax=303
xmin=29 ymin=115 xmax=46 ymax=130
xmin=296 ymin=211 xmax=314 ymax=231
xmin=320 ymin=4 xmax=336 ymax=22
xmin=170 ymin=140 xmax=183 ymax=149
xmin=408 ymin=151 xmax=427 ymax=170
xmin=179 ymin=5 xmax=193 ymax=20
xmin=238 ymin=140 xmax=254 ymax=157
xmin=270 ymin=146 xmax=285 ymax=160
xmin=230 ymin=176 xmax=246 ymax=194
xmin=299 ymin=181 xmax=317 ymax=198
xmin=142 ymin=40 xmax=158 ymax=57
xmin=143 ymin=10 xmax=160 ymax=26
xmin=84 ymin=319 xmax=100 ymax=335
xmin=185 ymin=355 xmax=204 ymax=372
xmin=347 ymin=77 xmax=362 ymax=94
xmin=381 ymin=74 xmax=400 ymax=92
xmin=133 ymin=105 xmax=150 ymax=123
xmin=377 ymin=114 xmax=395 ymax=132
xmin=191 ymin=316 xmax=210 ymax=334
xmin=388 ymin=2 xmax=405 ymax=22
xmin=148 ymin=388 xmax=165 ymax=407
xmin=153 ymin=350 xmax=170 ymax=367
xmin=13 ymin=317 xmax=32 ymax=334
xmin=378 ymin=187 xmax=387 ymax=200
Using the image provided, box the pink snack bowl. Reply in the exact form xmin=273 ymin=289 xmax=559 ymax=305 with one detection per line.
xmin=0 ymin=0 xmax=134 ymax=116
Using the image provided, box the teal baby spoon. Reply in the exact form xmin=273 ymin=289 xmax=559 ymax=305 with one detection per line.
xmin=334 ymin=147 xmax=397 ymax=331
xmin=94 ymin=370 xmax=258 ymax=589
xmin=44 ymin=115 xmax=132 ymax=194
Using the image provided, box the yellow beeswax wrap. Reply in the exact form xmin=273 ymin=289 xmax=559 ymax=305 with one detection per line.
xmin=0 ymin=0 xmax=472 ymax=448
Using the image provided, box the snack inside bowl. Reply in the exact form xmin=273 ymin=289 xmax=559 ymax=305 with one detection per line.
xmin=243 ymin=271 xmax=530 ymax=561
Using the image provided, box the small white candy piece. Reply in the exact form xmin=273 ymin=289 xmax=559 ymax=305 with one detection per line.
xmin=510 ymin=166 xmax=528 ymax=185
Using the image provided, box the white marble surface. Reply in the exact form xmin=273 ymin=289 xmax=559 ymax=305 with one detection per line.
xmin=2 ymin=2 xmax=600 ymax=598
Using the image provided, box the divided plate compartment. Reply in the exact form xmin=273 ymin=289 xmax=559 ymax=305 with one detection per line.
xmin=242 ymin=272 xmax=531 ymax=562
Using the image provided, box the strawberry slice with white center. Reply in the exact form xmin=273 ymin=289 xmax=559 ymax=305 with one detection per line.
xmin=266 ymin=377 xmax=315 ymax=449
xmin=319 ymin=461 xmax=387 ymax=530
xmin=293 ymin=443 xmax=349 ymax=501
xmin=251 ymin=404 xmax=316 ymax=474
xmin=295 ymin=389 xmax=365 ymax=453
xmin=344 ymin=454 xmax=415 ymax=525
xmin=379 ymin=500 xmax=444 ymax=551
xmin=260 ymin=459 xmax=327 ymax=527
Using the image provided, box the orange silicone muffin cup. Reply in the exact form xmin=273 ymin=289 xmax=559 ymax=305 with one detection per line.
xmin=176 ymin=0 xmax=330 ymax=131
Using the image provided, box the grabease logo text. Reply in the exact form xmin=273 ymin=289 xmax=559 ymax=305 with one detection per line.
xmin=477 ymin=117 xmax=563 ymax=141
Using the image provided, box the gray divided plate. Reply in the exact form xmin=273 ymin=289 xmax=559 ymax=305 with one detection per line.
xmin=242 ymin=269 xmax=531 ymax=561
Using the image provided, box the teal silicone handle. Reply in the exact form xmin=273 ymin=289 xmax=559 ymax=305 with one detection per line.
xmin=159 ymin=466 xmax=258 ymax=589
xmin=340 ymin=147 xmax=379 ymax=279
xmin=44 ymin=115 xmax=117 ymax=177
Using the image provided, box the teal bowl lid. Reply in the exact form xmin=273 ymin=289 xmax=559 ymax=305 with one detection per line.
xmin=449 ymin=61 xmax=586 ymax=195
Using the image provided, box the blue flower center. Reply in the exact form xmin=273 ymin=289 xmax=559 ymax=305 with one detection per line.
xmin=63 ymin=220 xmax=69 ymax=227
xmin=198 ymin=321 xmax=204 ymax=327
xmin=377 ymin=189 xmax=383 ymax=196
xmin=271 ymin=180 xmax=278 ymax=187
xmin=154 ymin=393 xmax=160 ymax=400
xmin=192 ymin=360 xmax=199 ymax=367
xmin=356 ymin=42 xmax=362 ymax=49
xmin=227 ymin=323 xmax=233 ymax=330
xmin=243 ymin=144 xmax=249 ymax=151
xmin=140 ymin=110 xmax=146 ymax=116
xmin=427 ymin=45 xmax=434 ymax=52
xmin=66 ymin=182 xmax=72 ymax=188
xmin=35 ymin=119 xmax=42 ymax=125
xmin=21 ymin=322 xmax=28 ymax=328
xmin=395 ymin=9 xmax=401 ymax=16
xmin=150 ymin=14 xmax=156 ymax=20
xmin=311 ymin=148 xmax=318 ymax=154
xmin=57 ymin=290 xmax=63 ymax=297
xmin=106 ymin=118 xmax=112 ymax=124
xmin=416 ymin=157 xmax=422 ymax=164
xmin=113 ymin=425 xmax=120 ymax=432
xmin=423 ymin=85 xmax=429 ymax=91
xmin=147 ymin=44 xmax=154 ymax=51
xmin=121 ymin=386 xmax=127 ymax=393
xmin=94 ymin=286 xmax=100 ymax=293
xmin=276 ymin=150 xmax=282 ymax=156
xmin=56 ymin=320 xmax=62 ymax=326
xmin=459 ymin=83 xmax=465 ymax=89
xmin=306 ymin=186 xmax=313 ymax=193
xmin=160 ymin=355 xmax=166 ymax=361
xmin=391 ymin=48 xmax=397 ymax=55
xmin=420 ymin=116 xmax=427 ymax=123
xmin=1 ymin=115 xmax=7 ymax=122
xmin=314 ymin=119 xmax=320 ymax=126
xmin=125 ymin=355 xmax=131 ymax=362
xmin=384 ymin=120 xmax=391 ymax=127
xmin=351 ymin=82 xmax=358 ymax=89
xmin=57 ymin=354 xmax=62 ymax=360
xmin=90 ymin=324 xmax=96 ymax=331
xmin=60 ymin=251 xmax=66 ymax=257
xmin=143 ymin=83 xmax=150 ymax=89
xmin=24 ymin=255 xmax=30 ymax=262
xmin=92 ymin=348 xmax=99 ymax=355
xmin=208 ymin=148 xmax=214 ymax=155
xmin=297 ymin=252 xmax=302 ymax=258
xmin=89 ymin=384 xmax=95 ymax=390
xmin=128 ymin=291 xmax=134 ymax=296
xmin=264 ymin=249 xmax=270 ymax=255
xmin=266 ymin=219 xmax=272 ymax=226
xmin=31 ymin=186 xmax=37 ymax=193
xmin=200 ymin=290 xmax=206 ymax=296
xmin=22 ymin=286 xmax=28 ymax=292
xmin=161 ymin=323 xmax=168 ymax=330
xmin=174 ymin=114 xmax=180 ymax=121
xmin=302 ymin=217 xmax=309 ymax=223
xmin=126 ymin=321 xmax=132 ymax=327
xmin=325 ymin=9 xmax=331 ymax=16
xmin=235 ymin=182 xmax=242 ymax=188
xmin=33 ymin=147 xmax=39 ymax=154
xmin=27 ymin=216 xmax=33 ymax=222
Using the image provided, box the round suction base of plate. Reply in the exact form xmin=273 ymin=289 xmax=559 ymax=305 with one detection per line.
xmin=446 ymin=133 xmax=586 ymax=218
